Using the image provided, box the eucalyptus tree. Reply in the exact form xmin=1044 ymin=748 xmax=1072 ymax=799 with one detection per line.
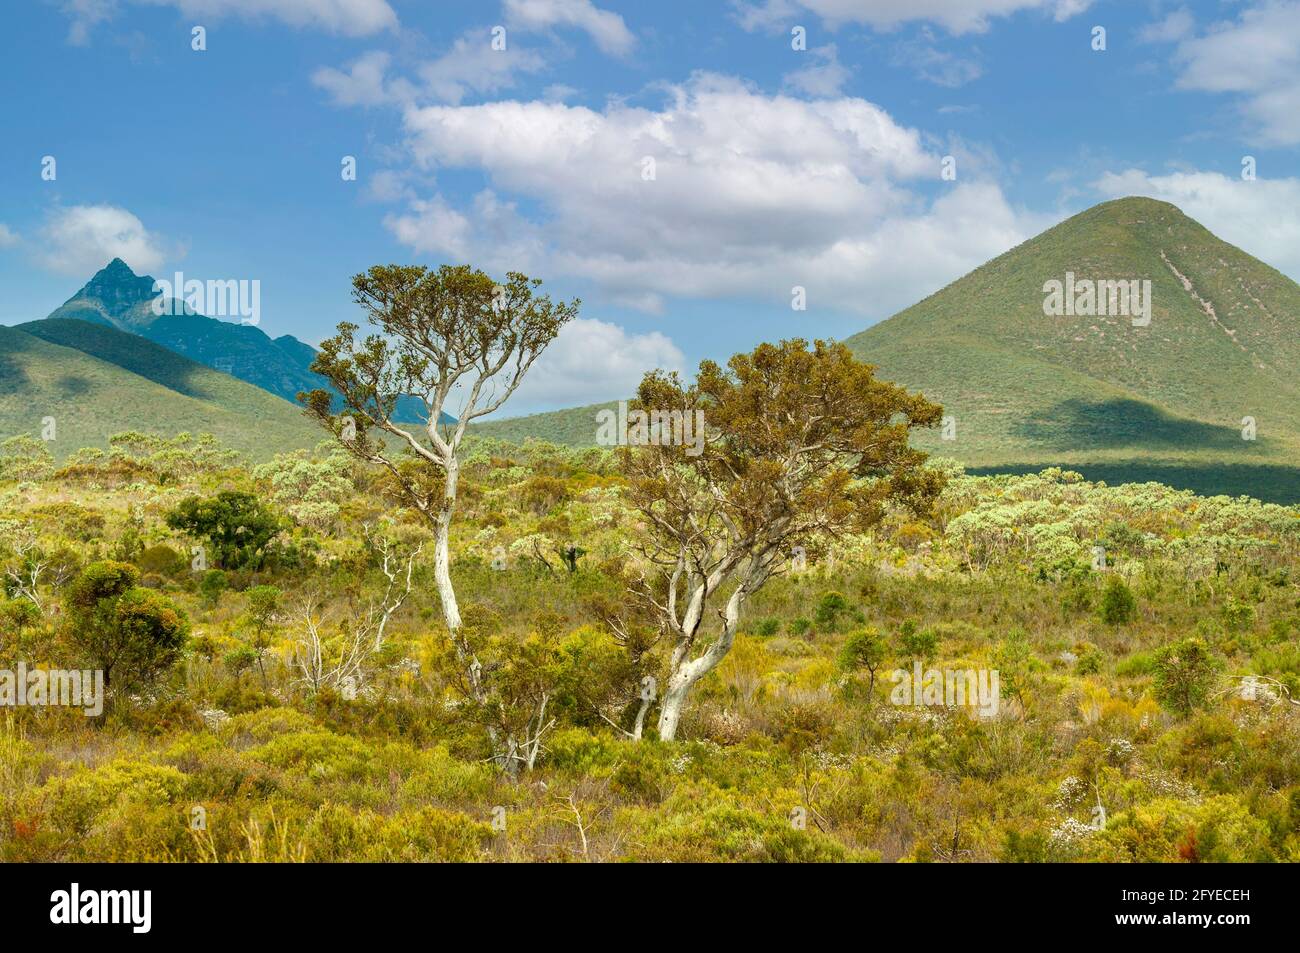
xmin=301 ymin=264 xmax=577 ymax=717
xmin=622 ymin=339 xmax=944 ymax=740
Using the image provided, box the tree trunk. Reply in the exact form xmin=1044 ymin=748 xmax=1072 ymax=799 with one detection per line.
xmin=656 ymin=669 xmax=693 ymax=741
xmin=433 ymin=456 xmax=462 ymax=633
xmin=656 ymin=580 xmax=750 ymax=741
xmin=631 ymin=693 xmax=651 ymax=740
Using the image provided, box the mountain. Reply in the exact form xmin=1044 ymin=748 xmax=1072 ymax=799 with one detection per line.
xmin=44 ymin=257 xmax=334 ymax=404
xmin=477 ymin=198 xmax=1300 ymax=502
xmin=37 ymin=258 xmax=439 ymax=424
xmin=0 ymin=320 xmax=325 ymax=458
xmin=44 ymin=257 xmax=164 ymax=331
xmin=841 ymin=196 xmax=1300 ymax=500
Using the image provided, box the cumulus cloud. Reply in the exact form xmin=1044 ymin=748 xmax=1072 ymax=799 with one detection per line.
xmin=504 ymin=0 xmax=635 ymax=56
xmin=735 ymin=0 xmax=1091 ymax=35
xmin=383 ymin=74 xmax=1044 ymax=317
xmin=37 ymin=205 xmax=169 ymax=276
xmin=65 ymin=0 xmax=396 ymax=42
xmin=491 ymin=318 xmax=684 ymax=412
xmin=0 ymin=224 xmax=19 ymax=249
xmin=1159 ymin=1 xmax=1300 ymax=146
xmin=1094 ymin=168 xmax=1300 ymax=279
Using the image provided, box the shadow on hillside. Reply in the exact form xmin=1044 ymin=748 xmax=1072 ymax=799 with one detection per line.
xmin=1012 ymin=398 xmax=1253 ymax=452
xmin=56 ymin=375 xmax=92 ymax=397
xmin=968 ymin=460 xmax=1300 ymax=505
xmin=0 ymin=354 xmax=31 ymax=394
xmin=22 ymin=319 xmax=220 ymax=403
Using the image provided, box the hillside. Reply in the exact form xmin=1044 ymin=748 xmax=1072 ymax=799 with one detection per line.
xmin=473 ymin=400 xmax=617 ymax=446
xmin=841 ymin=197 xmax=1300 ymax=500
xmin=0 ymin=321 xmax=324 ymax=458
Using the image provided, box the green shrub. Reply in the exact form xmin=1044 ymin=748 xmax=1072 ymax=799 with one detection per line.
xmin=1098 ymin=577 xmax=1136 ymax=626
xmin=1152 ymin=637 xmax=1220 ymax=716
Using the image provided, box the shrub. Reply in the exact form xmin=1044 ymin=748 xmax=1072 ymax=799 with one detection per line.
xmin=838 ymin=627 xmax=887 ymax=697
xmin=1098 ymin=577 xmax=1136 ymax=626
xmin=136 ymin=544 xmax=186 ymax=577
xmin=1152 ymin=637 xmax=1221 ymax=716
xmin=165 ymin=491 xmax=280 ymax=570
xmin=64 ymin=561 xmax=190 ymax=691
xmin=199 ymin=569 xmax=228 ymax=606
xmin=814 ymin=591 xmax=850 ymax=631
xmin=898 ymin=620 xmax=938 ymax=661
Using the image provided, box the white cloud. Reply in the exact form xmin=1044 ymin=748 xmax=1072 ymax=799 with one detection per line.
xmin=60 ymin=0 xmax=117 ymax=45
xmin=66 ymin=0 xmax=396 ymax=42
xmin=783 ymin=44 xmax=851 ymax=96
xmin=1094 ymin=168 xmax=1300 ymax=278
xmin=313 ymin=35 xmax=547 ymax=108
xmin=892 ymin=32 xmax=984 ymax=86
xmin=0 ymin=224 xmax=19 ymax=249
xmin=417 ymin=32 xmax=548 ymax=105
xmin=1139 ymin=7 xmax=1194 ymax=44
xmin=735 ymin=0 xmax=1090 ymax=35
xmin=498 ymin=318 xmax=685 ymax=412
xmin=312 ymin=51 xmax=402 ymax=107
xmin=504 ymin=0 xmax=635 ymax=56
xmin=1163 ymin=1 xmax=1300 ymax=146
xmin=37 ymin=205 xmax=168 ymax=276
xmin=385 ymin=74 xmax=1044 ymax=317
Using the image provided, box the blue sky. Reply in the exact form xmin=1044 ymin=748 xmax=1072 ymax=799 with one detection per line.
xmin=2 ymin=0 xmax=1299 ymax=415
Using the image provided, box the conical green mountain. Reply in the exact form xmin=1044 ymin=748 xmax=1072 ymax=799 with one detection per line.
xmin=841 ymin=196 xmax=1300 ymax=499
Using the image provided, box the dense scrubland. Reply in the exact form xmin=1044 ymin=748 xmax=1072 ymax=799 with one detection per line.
xmin=2 ymin=428 xmax=1298 ymax=863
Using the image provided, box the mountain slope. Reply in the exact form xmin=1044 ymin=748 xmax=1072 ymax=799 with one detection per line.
xmin=0 ymin=321 xmax=324 ymax=458
xmin=840 ymin=197 xmax=1300 ymax=498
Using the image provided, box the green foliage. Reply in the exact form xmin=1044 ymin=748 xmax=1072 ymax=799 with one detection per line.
xmin=0 ymin=435 xmax=55 ymax=482
xmin=898 ymin=620 xmax=938 ymax=661
xmin=1098 ymin=576 xmax=1137 ymax=626
xmin=199 ymin=569 xmax=228 ymax=606
xmin=252 ymin=445 xmax=354 ymax=530
xmin=814 ymin=591 xmax=851 ymax=632
xmin=165 ymin=491 xmax=280 ymax=570
xmin=1152 ymin=637 xmax=1221 ymax=716
xmin=64 ymin=561 xmax=190 ymax=690
xmin=838 ymin=627 xmax=887 ymax=699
